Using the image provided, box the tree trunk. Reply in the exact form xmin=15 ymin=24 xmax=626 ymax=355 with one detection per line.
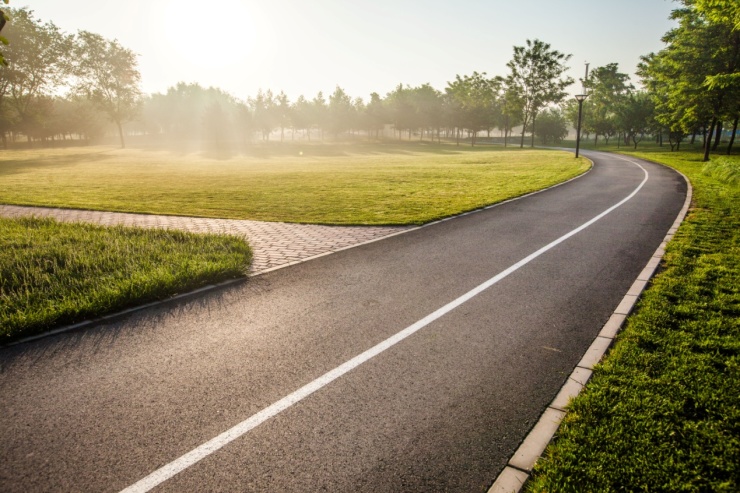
xmin=116 ymin=120 xmax=126 ymax=148
xmin=520 ymin=123 xmax=526 ymax=148
xmin=530 ymin=116 xmax=536 ymax=148
xmin=703 ymin=117 xmax=716 ymax=162
xmin=712 ymin=120 xmax=722 ymax=151
xmin=727 ymin=116 xmax=738 ymax=155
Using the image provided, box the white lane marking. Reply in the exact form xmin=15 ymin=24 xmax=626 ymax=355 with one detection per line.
xmin=121 ymin=159 xmax=649 ymax=493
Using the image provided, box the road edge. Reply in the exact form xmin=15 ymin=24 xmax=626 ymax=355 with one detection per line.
xmin=486 ymin=154 xmax=693 ymax=493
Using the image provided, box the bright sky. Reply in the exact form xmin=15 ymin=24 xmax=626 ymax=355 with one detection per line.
xmin=19 ymin=0 xmax=677 ymax=102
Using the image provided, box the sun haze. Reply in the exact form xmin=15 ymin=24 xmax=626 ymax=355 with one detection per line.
xmin=18 ymin=0 xmax=675 ymax=100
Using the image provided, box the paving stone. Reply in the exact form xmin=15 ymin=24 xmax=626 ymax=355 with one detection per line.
xmin=0 ymin=205 xmax=412 ymax=274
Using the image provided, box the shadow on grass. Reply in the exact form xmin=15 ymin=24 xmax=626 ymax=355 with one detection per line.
xmin=0 ymin=148 xmax=121 ymax=176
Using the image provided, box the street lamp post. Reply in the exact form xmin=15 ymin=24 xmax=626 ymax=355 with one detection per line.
xmin=574 ymin=93 xmax=588 ymax=158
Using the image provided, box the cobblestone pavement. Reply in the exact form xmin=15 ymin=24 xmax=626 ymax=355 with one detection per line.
xmin=0 ymin=205 xmax=412 ymax=274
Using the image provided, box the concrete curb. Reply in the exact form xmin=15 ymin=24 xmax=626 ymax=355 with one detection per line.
xmin=2 ymin=151 xmax=592 ymax=349
xmin=487 ymin=155 xmax=693 ymax=493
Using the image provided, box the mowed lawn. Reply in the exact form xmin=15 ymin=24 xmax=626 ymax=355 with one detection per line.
xmin=0 ymin=143 xmax=589 ymax=225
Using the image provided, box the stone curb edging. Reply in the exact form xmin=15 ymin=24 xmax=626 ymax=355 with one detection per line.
xmin=487 ymin=160 xmax=694 ymax=493
xmin=2 ymin=152 xmax=593 ymax=348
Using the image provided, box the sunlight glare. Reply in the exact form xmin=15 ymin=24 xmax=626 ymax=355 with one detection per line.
xmin=163 ymin=0 xmax=259 ymax=69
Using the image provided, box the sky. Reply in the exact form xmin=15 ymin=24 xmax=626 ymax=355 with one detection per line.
xmin=17 ymin=0 xmax=678 ymax=102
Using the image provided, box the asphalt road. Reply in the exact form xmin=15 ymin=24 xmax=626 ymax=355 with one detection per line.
xmin=0 ymin=150 xmax=687 ymax=492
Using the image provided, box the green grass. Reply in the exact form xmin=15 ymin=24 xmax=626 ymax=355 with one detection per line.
xmin=0 ymin=217 xmax=252 ymax=343
xmin=704 ymin=156 xmax=740 ymax=186
xmin=527 ymin=148 xmax=740 ymax=492
xmin=0 ymin=142 xmax=589 ymax=225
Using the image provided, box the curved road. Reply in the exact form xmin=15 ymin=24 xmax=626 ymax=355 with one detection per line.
xmin=0 ymin=150 xmax=686 ymax=492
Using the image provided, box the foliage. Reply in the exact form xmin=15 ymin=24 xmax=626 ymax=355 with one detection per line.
xmin=72 ymin=31 xmax=142 ymax=148
xmin=505 ymin=39 xmax=573 ymax=148
xmin=0 ymin=7 xmax=71 ymax=144
xmin=0 ymin=144 xmax=589 ymax=225
xmin=445 ymin=72 xmax=500 ymax=146
xmin=527 ymin=150 xmax=740 ymax=492
xmin=694 ymin=0 xmax=740 ymax=32
xmin=0 ymin=1 xmax=10 ymax=66
xmin=534 ymin=107 xmax=568 ymax=145
xmin=583 ymin=63 xmax=634 ymax=145
xmin=618 ymin=91 xmax=655 ymax=149
xmin=638 ymin=1 xmax=740 ymax=159
xmin=0 ymin=216 xmax=251 ymax=342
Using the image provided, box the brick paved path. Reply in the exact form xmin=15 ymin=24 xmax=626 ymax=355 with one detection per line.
xmin=0 ymin=205 xmax=412 ymax=274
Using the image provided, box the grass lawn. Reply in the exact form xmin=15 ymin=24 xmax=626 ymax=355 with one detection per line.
xmin=0 ymin=217 xmax=252 ymax=343
xmin=0 ymin=142 xmax=589 ymax=225
xmin=527 ymin=146 xmax=740 ymax=492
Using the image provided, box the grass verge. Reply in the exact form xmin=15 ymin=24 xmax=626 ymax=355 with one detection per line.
xmin=527 ymin=149 xmax=740 ymax=491
xmin=0 ymin=217 xmax=252 ymax=343
xmin=0 ymin=143 xmax=589 ymax=225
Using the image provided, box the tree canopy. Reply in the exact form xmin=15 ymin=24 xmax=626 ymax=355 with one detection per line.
xmin=505 ymin=39 xmax=573 ymax=148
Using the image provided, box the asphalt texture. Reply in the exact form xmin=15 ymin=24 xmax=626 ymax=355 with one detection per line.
xmin=0 ymin=151 xmax=687 ymax=492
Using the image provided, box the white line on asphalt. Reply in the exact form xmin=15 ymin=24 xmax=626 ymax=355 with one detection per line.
xmin=120 ymin=158 xmax=649 ymax=493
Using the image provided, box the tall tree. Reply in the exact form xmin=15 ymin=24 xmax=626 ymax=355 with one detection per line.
xmin=385 ymin=84 xmax=415 ymax=140
xmin=311 ymin=91 xmax=328 ymax=140
xmin=618 ymin=91 xmax=654 ymax=149
xmin=1 ymin=7 xmax=70 ymax=145
xmin=73 ymin=31 xmax=141 ymax=148
xmin=250 ymin=89 xmax=276 ymax=141
xmin=638 ymin=2 xmax=740 ymax=160
xmin=0 ymin=2 xmax=10 ymax=66
xmin=505 ymin=39 xmax=573 ymax=147
xmin=410 ymin=83 xmax=443 ymax=142
xmin=363 ymin=92 xmax=386 ymax=139
xmin=445 ymin=72 xmax=500 ymax=146
xmin=583 ymin=63 xmax=633 ymax=145
xmin=328 ymin=86 xmax=353 ymax=138
xmin=275 ymin=91 xmax=290 ymax=142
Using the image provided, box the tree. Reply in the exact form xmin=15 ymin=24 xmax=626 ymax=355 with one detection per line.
xmin=311 ymin=91 xmax=328 ymax=140
xmin=201 ymin=101 xmax=231 ymax=149
xmin=445 ymin=73 xmax=500 ymax=146
xmin=1 ymin=7 xmax=70 ymax=144
xmin=535 ymin=107 xmax=568 ymax=145
xmin=386 ymin=84 xmax=415 ymax=140
xmin=618 ymin=92 xmax=654 ymax=149
xmin=505 ymin=39 xmax=573 ymax=148
xmin=328 ymin=86 xmax=353 ymax=138
xmin=498 ymin=83 xmax=523 ymax=147
xmin=363 ymin=92 xmax=386 ymax=139
xmin=0 ymin=1 xmax=10 ymax=66
xmin=290 ymin=95 xmax=313 ymax=140
xmin=638 ymin=2 xmax=740 ymax=160
xmin=275 ymin=91 xmax=290 ymax=142
xmin=583 ymin=63 xmax=633 ymax=145
xmin=73 ymin=31 xmax=142 ymax=148
xmin=410 ymin=83 xmax=443 ymax=142
xmin=250 ymin=89 xmax=276 ymax=141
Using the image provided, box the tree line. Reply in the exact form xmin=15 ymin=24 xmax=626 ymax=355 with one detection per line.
xmin=0 ymin=2 xmax=737 ymax=159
